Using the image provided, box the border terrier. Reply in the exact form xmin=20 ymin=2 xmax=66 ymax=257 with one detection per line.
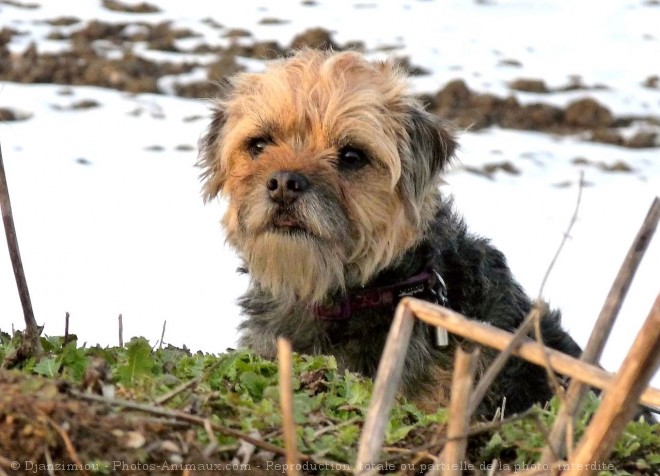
xmin=198 ymin=49 xmax=582 ymax=416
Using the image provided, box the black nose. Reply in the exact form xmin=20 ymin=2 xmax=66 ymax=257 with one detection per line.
xmin=267 ymin=172 xmax=310 ymax=204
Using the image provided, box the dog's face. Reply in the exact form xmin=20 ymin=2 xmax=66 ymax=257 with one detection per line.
xmin=199 ymin=50 xmax=456 ymax=304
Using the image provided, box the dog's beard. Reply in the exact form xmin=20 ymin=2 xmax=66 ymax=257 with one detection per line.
xmin=232 ymin=191 xmax=350 ymax=304
xmin=244 ymin=232 xmax=346 ymax=304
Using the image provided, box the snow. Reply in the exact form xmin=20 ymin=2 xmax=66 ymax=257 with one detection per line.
xmin=1 ymin=0 xmax=658 ymax=385
xmin=1 ymin=83 xmax=247 ymax=352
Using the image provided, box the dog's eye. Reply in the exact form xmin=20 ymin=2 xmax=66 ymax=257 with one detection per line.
xmin=248 ymin=137 xmax=270 ymax=159
xmin=338 ymin=146 xmax=368 ymax=171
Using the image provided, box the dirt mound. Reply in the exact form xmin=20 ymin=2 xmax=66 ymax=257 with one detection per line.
xmin=290 ymin=27 xmax=339 ymax=50
xmin=48 ymin=20 xmax=199 ymax=52
xmin=427 ymin=80 xmax=658 ymax=148
xmin=0 ymin=107 xmax=31 ymax=122
xmin=0 ymin=27 xmax=17 ymax=47
xmin=0 ymin=108 xmax=17 ymax=121
xmin=431 ymin=79 xmax=564 ymax=131
xmin=509 ymin=78 xmax=549 ymax=93
xmin=564 ymin=98 xmax=613 ymax=128
xmin=0 ymin=42 xmax=192 ymax=93
xmin=643 ymin=75 xmax=659 ymax=89
xmin=101 ymin=0 xmax=160 ymax=13
xmin=508 ymin=77 xmax=607 ymax=94
xmin=174 ymin=55 xmax=246 ymax=98
xmin=0 ymin=371 xmax=277 ymax=475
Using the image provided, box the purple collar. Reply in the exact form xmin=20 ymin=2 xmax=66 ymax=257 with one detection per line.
xmin=314 ymin=269 xmax=447 ymax=321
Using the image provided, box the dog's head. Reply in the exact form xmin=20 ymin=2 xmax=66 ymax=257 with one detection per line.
xmin=199 ymin=50 xmax=456 ymax=304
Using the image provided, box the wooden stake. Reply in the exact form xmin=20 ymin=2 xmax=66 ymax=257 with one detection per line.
xmin=64 ymin=312 xmax=71 ymax=346
xmin=277 ymin=338 xmax=300 ymax=476
xmin=542 ymin=197 xmax=660 ymax=462
xmin=564 ymin=293 xmax=660 ymax=475
xmin=159 ymin=320 xmax=167 ymax=349
xmin=436 ymin=348 xmax=479 ymax=476
xmin=0 ymin=141 xmax=42 ymax=363
xmin=118 ymin=314 xmax=124 ymax=347
xmin=406 ymin=299 xmax=660 ymax=408
xmin=356 ymin=301 xmax=415 ymax=473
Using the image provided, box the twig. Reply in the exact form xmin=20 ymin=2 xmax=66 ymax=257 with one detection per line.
xmin=565 ymin=293 xmax=660 ymax=475
xmin=541 ymin=197 xmax=660 ymax=463
xmin=44 ymin=448 xmax=55 ymax=476
xmin=355 ymin=303 xmax=415 ymax=473
xmin=0 ymin=140 xmax=42 ymax=363
xmin=538 ymin=170 xmax=584 ymax=298
xmin=159 ymin=320 xmax=167 ymax=349
xmin=468 ymin=175 xmax=584 ymax=416
xmin=67 ymin=390 xmax=338 ymax=466
xmin=64 ymin=312 xmax=71 ymax=346
xmin=47 ymin=417 xmax=89 ymax=476
xmin=436 ymin=348 xmax=479 ymax=476
xmin=202 ymin=419 xmax=219 ymax=456
xmin=415 ymin=452 xmax=441 ymax=466
xmin=140 ymin=416 xmax=190 ymax=428
xmin=118 ymin=314 xmax=123 ymax=347
xmin=530 ymin=411 xmax=557 ymax=459
xmin=531 ymin=306 xmax=566 ymax=399
xmin=278 ymin=338 xmax=300 ymax=476
xmin=313 ymin=417 xmax=360 ymax=439
xmin=155 ymin=359 xmax=225 ymax=405
xmin=406 ymin=299 xmax=660 ymax=408
xmin=467 ymin=305 xmax=540 ymax=417
xmin=155 ymin=376 xmax=201 ymax=406
xmin=0 ymin=453 xmax=13 ymax=471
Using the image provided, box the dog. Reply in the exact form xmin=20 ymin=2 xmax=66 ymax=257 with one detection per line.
xmin=198 ymin=49 xmax=583 ymax=416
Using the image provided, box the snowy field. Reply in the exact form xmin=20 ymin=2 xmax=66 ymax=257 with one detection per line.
xmin=0 ymin=0 xmax=658 ymax=385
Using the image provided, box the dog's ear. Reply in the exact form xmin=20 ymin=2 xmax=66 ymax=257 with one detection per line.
xmin=198 ymin=100 xmax=228 ymax=201
xmin=399 ymin=106 xmax=457 ymax=214
xmin=198 ymin=76 xmax=240 ymax=201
